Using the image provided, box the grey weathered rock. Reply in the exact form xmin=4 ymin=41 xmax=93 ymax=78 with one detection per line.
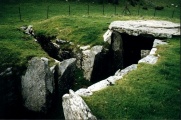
xmin=55 ymin=58 xmax=76 ymax=95
xmin=153 ymin=39 xmax=168 ymax=48
xmin=115 ymin=64 xmax=137 ymax=77
xmin=41 ymin=57 xmax=49 ymax=65
xmin=21 ymin=57 xmax=54 ymax=113
xmin=74 ymin=49 xmax=82 ymax=69
xmin=88 ymin=80 xmax=110 ymax=92
xmin=82 ymin=46 xmax=103 ymax=81
xmin=105 ymin=20 xmax=180 ymax=40
xmin=105 ymin=75 xmax=122 ymax=85
xmin=103 ymin=29 xmax=113 ymax=44
xmin=53 ymin=43 xmax=60 ymax=49
xmin=149 ymin=48 xmax=157 ymax=55
xmin=138 ymin=55 xmax=158 ymax=64
xmin=69 ymin=42 xmax=74 ymax=45
xmin=75 ymin=64 xmax=137 ymax=97
xmin=110 ymin=31 xmax=124 ymax=71
xmin=56 ymin=58 xmax=76 ymax=77
xmin=141 ymin=50 xmax=150 ymax=58
xmin=75 ymin=76 xmax=122 ymax=97
xmin=62 ymin=90 xmax=97 ymax=120
xmin=22 ymin=25 xmax=34 ymax=36
xmin=75 ymin=88 xmax=93 ymax=97
xmin=0 ymin=67 xmax=12 ymax=76
xmin=56 ymin=39 xmax=67 ymax=44
xmin=80 ymin=45 xmax=90 ymax=50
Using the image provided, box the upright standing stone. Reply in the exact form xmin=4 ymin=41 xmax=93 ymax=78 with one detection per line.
xmin=55 ymin=58 xmax=76 ymax=96
xmin=111 ymin=31 xmax=124 ymax=72
xmin=21 ymin=57 xmax=54 ymax=113
xmin=82 ymin=46 xmax=103 ymax=81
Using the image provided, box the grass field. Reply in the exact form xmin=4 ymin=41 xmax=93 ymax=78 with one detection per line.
xmin=0 ymin=0 xmax=180 ymax=119
xmin=84 ymin=38 xmax=180 ymax=119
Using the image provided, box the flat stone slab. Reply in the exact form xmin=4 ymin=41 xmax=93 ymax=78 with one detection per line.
xmin=109 ymin=20 xmax=180 ymax=38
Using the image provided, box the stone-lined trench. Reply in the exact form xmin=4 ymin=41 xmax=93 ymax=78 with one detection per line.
xmin=0 ymin=32 xmax=155 ymax=119
xmin=36 ymin=31 xmax=155 ymax=83
xmin=0 ymin=20 xmax=179 ymax=119
xmin=23 ymin=31 xmax=155 ymax=119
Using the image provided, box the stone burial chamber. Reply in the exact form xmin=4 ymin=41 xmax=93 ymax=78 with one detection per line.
xmin=63 ymin=20 xmax=180 ymax=120
xmin=103 ymin=20 xmax=180 ymax=71
xmin=4 ymin=20 xmax=179 ymax=119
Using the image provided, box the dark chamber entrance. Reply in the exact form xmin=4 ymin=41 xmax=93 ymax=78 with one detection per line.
xmin=121 ymin=33 xmax=154 ymax=68
xmin=110 ymin=31 xmax=154 ymax=72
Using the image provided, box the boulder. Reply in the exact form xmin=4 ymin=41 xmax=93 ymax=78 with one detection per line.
xmin=21 ymin=57 xmax=54 ymax=113
xmin=149 ymin=48 xmax=157 ymax=55
xmin=87 ymin=76 xmax=122 ymax=93
xmin=21 ymin=25 xmax=34 ymax=36
xmin=153 ymin=39 xmax=168 ymax=48
xmin=108 ymin=20 xmax=180 ymax=38
xmin=75 ymin=88 xmax=93 ymax=97
xmin=82 ymin=46 xmax=103 ymax=81
xmin=62 ymin=90 xmax=97 ymax=120
xmin=88 ymin=80 xmax=110 ymax=92
xmin=115 ymin=64 xmax=137 ymax=76
xmin=55 ymin=58 xmax=76 ymax=96
xmin=138 ymin=55 xmax=158 ymax=64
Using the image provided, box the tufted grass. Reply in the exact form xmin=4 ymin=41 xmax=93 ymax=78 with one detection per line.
xmin=84 ymin=38 xmax=180 ymax=119
xmin=0 ymin=0 xmax=180 ymax=118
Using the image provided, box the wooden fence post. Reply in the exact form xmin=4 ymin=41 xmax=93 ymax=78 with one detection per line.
xmin=138 ymin=4 xmax=140 ymax=15
xmin=115 ymin=5 xmax=117 ymax=15
xmin=47 ymin=6 xmax=49 ymax=19
xmin=18 ymin=6 xmax=22 ymax=21
xmin=172 ymin=10 xmax=175 ymax=18
xmin=103 ymin=3 xmax=105 ymax=15
xmin=88 ymin=4 xmax=90 ymax=15
xmin=69 ymin=5 xmax=70 ymax=15
xmin=154 ymin=9 xmax=156 ymax=16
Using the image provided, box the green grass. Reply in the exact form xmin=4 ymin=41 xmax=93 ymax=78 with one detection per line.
xmin=0 ymin=0 xmax=180 ymax=119
xmin=84 ymin=38 xmax=180 ymax=119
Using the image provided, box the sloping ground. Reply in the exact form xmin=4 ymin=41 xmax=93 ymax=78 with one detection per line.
xmin=84 ymin=38 xmax=180 ymax=119
xmin=0 ymin=0 xmax=180 ymax=119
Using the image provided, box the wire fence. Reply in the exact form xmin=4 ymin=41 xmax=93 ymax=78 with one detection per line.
xmin=0 ymin=2 xmax=180 ymax=22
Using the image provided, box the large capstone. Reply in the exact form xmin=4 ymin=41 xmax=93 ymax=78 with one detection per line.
xmin=107 ymin=20 xmax=180 ymax=38
xmin=21 ymin=57 xmax=54 ymax=113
